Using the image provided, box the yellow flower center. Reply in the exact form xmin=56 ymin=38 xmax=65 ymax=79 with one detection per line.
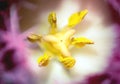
xmin=27 ymin=9 xmax=94 ymax=69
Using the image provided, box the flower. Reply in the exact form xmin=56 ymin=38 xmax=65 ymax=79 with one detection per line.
xmin=0 ymin=4 xmax=35 ymax=84
xmin=27 ymin=9 xmax=94 ymax=69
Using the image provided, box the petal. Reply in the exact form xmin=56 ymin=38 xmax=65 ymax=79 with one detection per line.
xmin=68 ymin=9 xmax=88 ymax=27
xmin=48 ymin=12 xmax=57 ymax=34
xmin=59 ymin=56 xmax=76 ymax=68
xmin=59 ymin=43 xmax=71 ymax=57
xmin=43 ymin=35 xmax=58 ymax=43
xmin=71 ymin=37 xmax=94 ymax=47
xmin=63 ymin=29 xmax=75 ymax=46
xmin=37 ymin=53 xmax=49 ymax=66
xmin=27 ymin=34 xmax=41 ymax=42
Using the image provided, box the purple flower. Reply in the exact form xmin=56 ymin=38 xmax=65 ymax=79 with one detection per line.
xmin=0 ymin=4 xmax=35 ymax=84
xmin=107 ymin=0 xmax=120 ymax=14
